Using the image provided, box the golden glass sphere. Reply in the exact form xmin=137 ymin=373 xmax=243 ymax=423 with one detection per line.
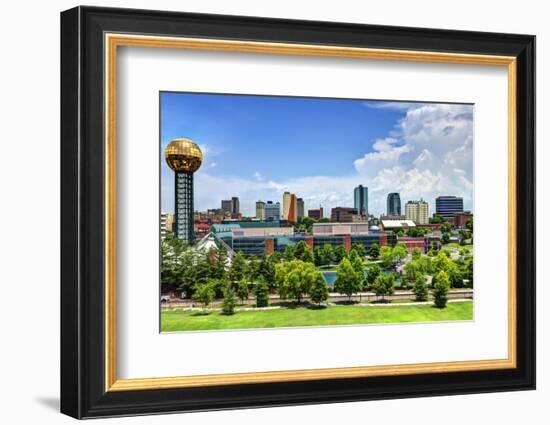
xmin=164 ymin=138 xmax=203 ymax=173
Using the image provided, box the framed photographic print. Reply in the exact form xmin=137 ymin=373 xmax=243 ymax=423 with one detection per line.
xmin=60 ymin=6 xmax=536 ymax=419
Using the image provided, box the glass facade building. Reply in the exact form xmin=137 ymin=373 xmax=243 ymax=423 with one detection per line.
xmin=435 ymin=196 xmax=464 ymax=220
xmin=354 ymin=185 xmax=369 ymax=216
xmin=387 ymin=192 xmax=401 ymax=216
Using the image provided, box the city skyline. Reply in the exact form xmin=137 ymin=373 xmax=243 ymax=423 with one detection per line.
xmin=161 ymin=92 xmax=474 ymax=216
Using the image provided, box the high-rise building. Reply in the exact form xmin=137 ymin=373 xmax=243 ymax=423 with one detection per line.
xmin=221 ymin=197 xmax=240 ymax=215
xmin=405 ymin=199 xmax=429 ymax=225
xmin=221 ymin=199 xmax=232 ymax=213
xmin=354 ymin=185 xmax=369 ymax=216
xmin=435 ymin=196 xmax=464 ymax=221
xmin=255 ymin=201 xmax=266 ymax=220
xmin=296 ymin=198 xmax=305 ymax=219
xmin=282 ymin=192 xmax=297 ymax=222
xmin=165 ymin=138 xmax=203 ymax=243
xmin=264 ymin=201 xmax=281 ymax=221
xmin=330 ymin=207 xmax=358 ymax=223
xmin=387 ymin=193 xmax=401 ymax=216
xmin=231 ymin=196 xmax=240 ymax=215
xmin=308 ymin=207 xmax=324 ymax=220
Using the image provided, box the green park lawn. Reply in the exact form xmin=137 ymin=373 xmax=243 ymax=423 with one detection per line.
xmin=161 ymin=301 xmax=473 ymax=332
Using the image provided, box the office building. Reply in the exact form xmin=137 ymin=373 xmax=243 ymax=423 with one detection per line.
xmin=296 ymin=198 xmax=305 ymax=219
xmin=265 ymin=201 xmax=281 ymax=221
xmin=282 ymin=192 xmax=297 ymax=222
xmin=221 ymin=199 xmax=232 ymax=213
xmin=330 ymin=207 xmax=358 ymax=223
xmin=354 ymin=185 xmax=369 ymax=216
xmin=435 ymin=196 xmax=464 ymax=221
xmin=221 ymin=197 xmax=240 ymax=216
xmin=231 ymin=197 xmax=240 ymax=214
xmin=308 ymin=207 xmax=324 ymax=220
xmin=165 ymin=138 xmax=203 ymax=243
xmin=405 ymin=199 xmax=429 ymax=225
xmin=387 ymin=193 xmax=401 ymax=216
xmin=255 ymin=201 xmax=266 ymax=220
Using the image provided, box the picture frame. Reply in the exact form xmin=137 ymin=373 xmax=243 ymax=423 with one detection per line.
xmin=60 ymin=5 xmax=535 ymax=419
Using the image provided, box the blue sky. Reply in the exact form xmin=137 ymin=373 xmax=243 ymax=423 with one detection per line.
xmin=161 ymin=92 xmax=474 ymax=217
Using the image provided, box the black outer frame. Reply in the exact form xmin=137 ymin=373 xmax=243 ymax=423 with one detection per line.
xmin=60 ymin=6 xmax=536 ymax=419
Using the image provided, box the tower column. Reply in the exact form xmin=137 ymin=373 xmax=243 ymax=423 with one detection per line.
xmin=175 ymin=171 xmax=194 ymax=243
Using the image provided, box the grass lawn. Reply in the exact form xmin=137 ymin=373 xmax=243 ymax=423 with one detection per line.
xmin=161 ymin=301 xmax=473 ymax=332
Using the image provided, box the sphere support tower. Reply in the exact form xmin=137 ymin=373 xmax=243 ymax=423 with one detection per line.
xmin=175 ymin=172 xmax=194 ymax=244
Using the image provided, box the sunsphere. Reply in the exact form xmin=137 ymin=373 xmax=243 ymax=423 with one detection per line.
xmin=165 ymin=138 xmax=202 ymax=243
xmin=165 ymin=138 xmax=203 ymax=173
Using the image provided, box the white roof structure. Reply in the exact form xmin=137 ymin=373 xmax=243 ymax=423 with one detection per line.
xmin=381 ymin=219 xmax=416 ymax=229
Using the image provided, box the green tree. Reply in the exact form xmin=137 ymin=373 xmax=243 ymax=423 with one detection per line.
xmin=259 ymin=254 xmax=277 ymax=288
xmin=466 ymin=218 xmax=473 ymax=232
xmin=442 ymin=232 xmax=450 ymax=244
xmin=433 ymin=270 xmax=450 ymax=308
xmin=208 ymin=277 xmax=228 ymax=299
xmin=393 ymin=243 xmax=408 ymax=264
xmin=411 ymin=247 xmax=422 ymax=261
xmin=236 ymin=278 xmax=249 ymax=304
xmin=221 ymin=285 xmax=237 ymax=315
xmin=463 ymin=255 xmax=474 ymax=288
xmin=351 ymin=243 xmax=367 ymax=258
xmin=309 ymin=273 xmax=329 ymax=306
xmin=404 ymin=261 xmax=421 ymax=284
xmin=372 ymin=273 xmax=395 ymax=302
xmin=334 ymin=245 xmax=348 ymax=263
xmin=283 ymin=245 xmax=295 ymax=262
xmin=229 ymin=251 xmax=248 ymax=284
xmin=380 ymin=246 xmax=394 ymax=268
xmin=275 ymin=260 xmax=318 ymax=303
xmin=314 ymin=247 xmax=323 ymax=266
xmin=440 ymin=222 xmax=452 ymax=233
xmin=294 ymin=240 xmax=314 ymax=263
xmin=412 ymin=275 xmax=428 ymax=302
xmin=321 ymin=243 xmax=334 ymax=265
xmin=247 ymin=255 xmax=261 ymax=280
xmin=432 ymin=250 xmax=451 ymax=274
xmin=416 ymin=255 xmax=433 ymax=275
xmin=446 ymin=261 xmax=464 ymax=288
xmin=334 ymin=257 xmax=363 ymax=301
xmin=367 ymin=242 xmax=380 ymax=259
xmin=366 ymin=263 xmax=381 ymax=290
xmin=350 ymin=250 xmax=366 ymax=288
xmin=192 ymin=282 xmax=215 ymax=309
xmin=300 ymin=217 xmax=315 ymax=233
xmin=255 ymin=278 xmax=269 ymax=307
xmin=430 ymin=215 xmax=444 ymax=224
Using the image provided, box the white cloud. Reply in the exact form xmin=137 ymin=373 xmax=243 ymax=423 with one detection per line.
xmin=170 ymin=103 xmax=473 ymax=217
xmin=210 ymin=162 xmax=217 ymax=168
xmin=253 ymin=171 xmax=264 ymax=182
